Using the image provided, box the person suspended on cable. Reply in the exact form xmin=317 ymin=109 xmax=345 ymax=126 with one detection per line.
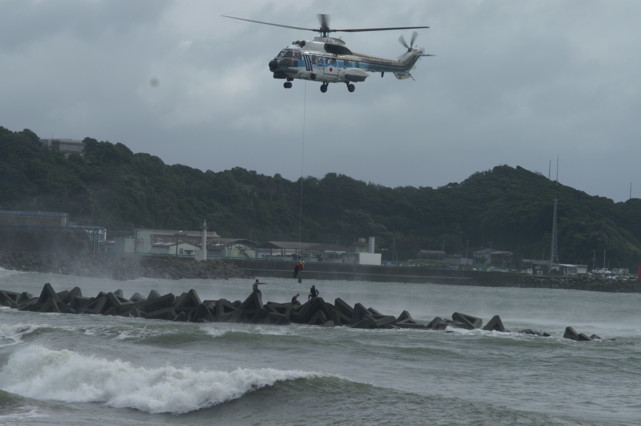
xmin=293 ymin=260 xmax=305 ymax=278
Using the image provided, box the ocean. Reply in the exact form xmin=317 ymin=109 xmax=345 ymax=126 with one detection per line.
xmin=1 ymin=267 xmax=640 ymax=425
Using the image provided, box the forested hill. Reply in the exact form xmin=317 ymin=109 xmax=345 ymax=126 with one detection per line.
xmin=2 ymin=126 xmax=640 ymax=267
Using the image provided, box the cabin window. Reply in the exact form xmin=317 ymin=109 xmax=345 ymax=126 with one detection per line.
xmin=327 ymin=58 xmax=336 ymax=66
xmin=355 ymin=61 xmax=360 ymax=68
xmin=324 ymin=44 xmax=353 ymax=55
xmin=344 ymin=60 xmax=351 ymax=67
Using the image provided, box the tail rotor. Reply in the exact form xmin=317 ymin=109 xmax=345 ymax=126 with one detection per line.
xmin=399 ymin=31 xmax=418 ymax=52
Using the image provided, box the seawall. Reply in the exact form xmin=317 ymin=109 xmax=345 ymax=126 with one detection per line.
xmin=0 ymin=283 xmax=602 ymax=341
xmin=1 ymin=252 xmax=639 ymax=293
xmin=225 ymin=259 xmax=641 ymax=293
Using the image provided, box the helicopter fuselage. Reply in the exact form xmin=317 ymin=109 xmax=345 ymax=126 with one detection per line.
xmin=269 ymin=37 xmax=424 ymax=92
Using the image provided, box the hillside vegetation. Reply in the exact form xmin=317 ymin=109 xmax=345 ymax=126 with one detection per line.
xmin=2 ymin=126 xmax=640 ymax=268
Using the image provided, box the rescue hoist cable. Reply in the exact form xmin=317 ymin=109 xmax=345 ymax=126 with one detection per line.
xmin=298 ymin=82 xmax=307 ymax=248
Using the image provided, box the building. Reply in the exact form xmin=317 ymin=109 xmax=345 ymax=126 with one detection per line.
xmin=123 ymin=228 xmax=256 ymax=259
xmin=0 ymin=210 xmax=105 ymax=254
xmin=256 ymin=241 xmax=341 ymax=260
xmin=417 ymin=250 xmax=447 ymax=260
xmin=474 ymin=249 xmax=513 ymax=268
xmin=40 ymin=138 xmax=84 ymax=157
xmin=256 ymin=236 xmax=382 ymax=265
xmin=206 ymin=237 xmax=256 ymax=258
xmin=150 ymin=241 xmax=199 ymax=257
xmin=0 ymin=210 xmax=105 ymax=242
xmin=521 ymin=259 xmax=588 ymax=276
xmin=132 ymin=228 xmax=219 ymax=256
xmin=113 ymin=228 xmax=382 ymax=264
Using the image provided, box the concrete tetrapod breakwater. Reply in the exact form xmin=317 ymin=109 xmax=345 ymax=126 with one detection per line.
xmin=0 ymin=283 xmax=601 ymax=342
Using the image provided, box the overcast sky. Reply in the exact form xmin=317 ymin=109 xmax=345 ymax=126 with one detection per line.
xmin=2 ymin=0 xmax=640 ymax=202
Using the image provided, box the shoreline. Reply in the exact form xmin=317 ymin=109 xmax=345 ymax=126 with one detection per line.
xmin=1 ymin=252 xmax=639 ymax=293
xmin=227 ymin=258 xmax=641 ymax=293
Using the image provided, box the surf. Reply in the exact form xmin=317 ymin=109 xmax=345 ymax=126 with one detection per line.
xmin=1 ymin=345 xmax=326 ymax=414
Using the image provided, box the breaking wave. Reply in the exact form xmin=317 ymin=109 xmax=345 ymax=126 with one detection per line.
xmin=1 ymin=345 xmax=324 ymax=414
xmin=0 ymin=323 xmax=39 ymax=348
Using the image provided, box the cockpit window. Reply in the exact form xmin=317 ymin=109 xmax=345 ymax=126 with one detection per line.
xmin=278 ymin=49 xmax=294 ymax=58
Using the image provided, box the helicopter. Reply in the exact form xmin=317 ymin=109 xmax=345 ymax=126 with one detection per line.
xmin=222 ymin=14 xmax=432 ymax=93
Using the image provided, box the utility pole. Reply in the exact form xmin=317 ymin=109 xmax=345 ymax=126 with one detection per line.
xmin=200 ymin=220 xmax=207 ymax=261
xmin=550 ymin=199 xmax=559 ymax=265
xmin=175 ymin=230 xmax=182 ymax=257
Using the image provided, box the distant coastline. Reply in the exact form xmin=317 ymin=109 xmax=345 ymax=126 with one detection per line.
xmin=225 ymin=259 xmax=641 ymax=293
xmin=1 ymin=252 xmax=640 ymax=293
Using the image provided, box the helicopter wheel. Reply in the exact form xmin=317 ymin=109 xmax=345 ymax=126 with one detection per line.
xmin=320 ymin=83 xmax=328 ymax=93
xmin=347 ymin=83 xmax=355 ymax=93
xmin=284 ymin=81 xmax=292 ymax=89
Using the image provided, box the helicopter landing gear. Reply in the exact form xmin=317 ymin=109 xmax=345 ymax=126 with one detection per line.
xmin=320 ymin=83 xmax=328 ymax=93
xmin=346 ymin=83 xmax=355 ymax=93
xmin=283 ymin=81 xmax=293 ymax=89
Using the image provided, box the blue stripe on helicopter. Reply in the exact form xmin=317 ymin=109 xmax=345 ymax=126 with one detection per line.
xmin=303 ymin=55 xmax=313 ymax=72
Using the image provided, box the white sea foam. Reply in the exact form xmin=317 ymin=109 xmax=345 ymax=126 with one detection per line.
xmin=200 ymin=323 xmax=297 ymax=338
xmin=0 ymin=323 xmax=38 ymax=348
xmin=0 ymin=408 xmax=45 ymax=422
xmin=1 ymin=345 xmax=321 ymax=414
xmin=0 ymin=266 xmax=22 ymax=279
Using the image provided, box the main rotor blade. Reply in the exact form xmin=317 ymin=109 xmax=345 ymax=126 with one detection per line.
xmin=318 ymin=14 xmax=330 ymax=34
xmin=222 ymin=15 xmax=429 ymax=35
xmin=333 ymin=25 xmax=429 ymax=33
xmin=222 ymin=15 xmax=320 ymax=33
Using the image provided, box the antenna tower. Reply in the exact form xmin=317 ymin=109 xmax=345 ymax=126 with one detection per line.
xmin=549 ymin=199 xmax=559 ymax=265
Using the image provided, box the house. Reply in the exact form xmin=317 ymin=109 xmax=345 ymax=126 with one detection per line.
xmin=132 ymin=228 xmax=219 ymax=255
xmin=206 ymin=237 xmax=256 ymax=258
xmin=41 ymin=138 xmax=84 ymax=157
xmin=521 ymin=259 xmax=588 ymax=276
xmin=256 ymin=238 xmax=382 ymax=265
xmin=256 ymin=241 xmax=342 ymax=260
xmin=123 ymin=228 xmax=256 ymax=259
xmin=117 ymin=228 xmax=381 ymax=264
xmin=151 ymin=241 xmax=199 ymax=257
xmin=474 ymin=249 xmax=513 ymax=268
xmin=416 ymin=250 xmax=447 ymax=260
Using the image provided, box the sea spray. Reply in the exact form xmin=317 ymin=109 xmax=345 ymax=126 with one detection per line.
xmin=0 ymin=323 xmax=38 ymax=348
xmin=1 ymin=345 xmax=325 ymax=414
